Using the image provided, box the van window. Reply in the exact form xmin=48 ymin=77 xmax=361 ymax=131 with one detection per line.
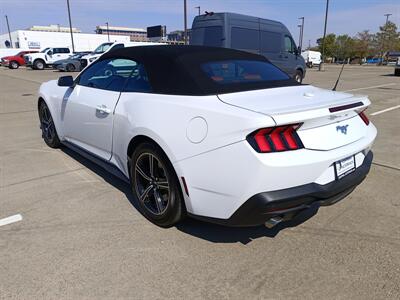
xmin=231 ymin=27 xmax=259 ymax=52
xmin=260 ymin=31 xmax=281 ymax=53
xmin=284 ymin=35 xmax=296 ymax=54
xmin=191 ymin=26 xmax=223 ymax=47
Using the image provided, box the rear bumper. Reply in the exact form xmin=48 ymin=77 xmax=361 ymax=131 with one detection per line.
xmin=191 ymin=151 xmax=373 ymax=227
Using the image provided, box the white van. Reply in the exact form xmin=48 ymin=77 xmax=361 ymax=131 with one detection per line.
xmin=80 ymin=42 xmax=162 ymax=70
xmin=301 ymin=50 xmax=322 ymax=68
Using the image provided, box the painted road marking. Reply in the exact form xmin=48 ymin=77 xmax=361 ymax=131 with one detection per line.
xmin=370 ymin=105 xmax=400 ymax=116
xmin=344 ymin=83 xmax=396 ymax=92
xmin=0 ymin=214 xmax=23 ymax=227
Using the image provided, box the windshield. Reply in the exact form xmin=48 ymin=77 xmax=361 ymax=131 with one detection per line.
xmin=201 ymin=60 xmax=290 ymax=85
xmin=93 ymin=43 xmax=113 ymax=54
xmin=40 ymin=48 xmax=50 ymax=53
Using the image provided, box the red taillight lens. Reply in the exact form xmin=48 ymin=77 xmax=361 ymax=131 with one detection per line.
xmin=359 ymin=111 xmax=370 ymax=125
xmin=247 ymin=124 xmax=304 ymax=153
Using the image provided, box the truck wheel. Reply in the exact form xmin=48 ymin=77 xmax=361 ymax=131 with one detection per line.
xmin=34 ymin=59 xmax=45 ymax=70
xmin=295 ymin=70 xmax=303 ymax=83
xmin=66 ymin=63 xmax=76 ymax=72
xmin=9 ymin=61 xmax=19 ymax=69
xmin=395 ymin=69 xmax=400 ymax=76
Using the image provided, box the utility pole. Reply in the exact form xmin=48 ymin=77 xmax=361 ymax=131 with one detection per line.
xmin=298 ymin=17 xmax=304 ymax=51
xmin=384 ymin=13 xmax=392 ymax=24
xmin=106 ymin=22 xmax=110 ymax=42
xmin=5 ymin=15 xmax=13 ymax=48
xmin=66 ymin=0 xmax=75 ymax=53
xmin=319 ymin=0 xmax=329 ymax=71
xmin=381 ymin=14 xmax=392 ymax=64
xmin=195 ymin=6 xmax=200 ymax=16
xmin=184 ymin=0 xmax=188 ymax=45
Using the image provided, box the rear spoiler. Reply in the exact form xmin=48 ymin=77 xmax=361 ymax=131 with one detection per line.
xmin=271 ymin=97 xmax=370 ymax=125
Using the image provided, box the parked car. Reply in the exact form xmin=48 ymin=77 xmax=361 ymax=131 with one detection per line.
xmin=395 ymin=57 xmax=400 ymax=76
xmin=365 ymin=57 xmax=383 ymax=64
xmin=1 ymin=50 xmax=38 ymax=69
xmin=53 ymin=52 xmax=91 ymax=72
xmin=190 ymin=12 xmax=306 ymax=83
xmin=38 ymin=45 xmax=376 ymax=228
xmin=301 ymin=50 xmax=321 ymax=68
xmin=25 ymin=47 xmax=71 ymax=70
xmin=80 ymin=41 xmax=161 ymax=70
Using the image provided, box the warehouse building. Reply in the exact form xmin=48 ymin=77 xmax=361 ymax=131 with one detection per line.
xmin=95 ymin=25 xmax=148 ymax=42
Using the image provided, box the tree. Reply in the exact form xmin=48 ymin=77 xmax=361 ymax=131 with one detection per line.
xmin=353 ymin=30 xmax=374 ymax=59
xmin=376 ymin=21 xmax=400 ymax=54
xmin=335 ymin=34 xmax=355 ymax=61
xmin=317 ymin=33 xmax=337 ymax=60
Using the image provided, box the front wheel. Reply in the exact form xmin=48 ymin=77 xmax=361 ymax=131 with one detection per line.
xmin=130 ymin=143 xmax=185 ymax=227
xmin=66 ymin=63 xmax=76 ymax=72
xmin=9 ymin=61 xmax=19 ymax=69
xmin=295 ymin=70 xmax=303 ymax=83
xmin=395 ymin=68 xmax=400 ymax=76
xmin=39 ymin=101 xmax=61 ymax=148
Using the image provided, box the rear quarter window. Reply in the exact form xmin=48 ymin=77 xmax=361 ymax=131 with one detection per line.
xmin=201 ymin=60 xmax=289 ymax=85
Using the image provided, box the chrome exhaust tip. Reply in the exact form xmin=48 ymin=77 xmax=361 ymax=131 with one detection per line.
xmin=265 ymin=217 xmax=283 ymax=229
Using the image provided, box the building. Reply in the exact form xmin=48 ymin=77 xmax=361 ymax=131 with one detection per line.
xmin=0 ymin=30 xmax=130 ymax=52
xmin=28 ymin=24 xmax=81 ymax=33
xmin=167 ymin=30 xmax=185 ymax=42
xmin=95 ymin=25 xmax=148 ymax=42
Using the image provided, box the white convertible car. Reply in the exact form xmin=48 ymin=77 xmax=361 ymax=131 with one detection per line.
xmin=38 ymin=46 xmax=377 ymax=227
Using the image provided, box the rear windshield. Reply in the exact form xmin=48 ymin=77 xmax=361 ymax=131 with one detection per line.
xmin=201 ymin=60 xmax=290 ymax=85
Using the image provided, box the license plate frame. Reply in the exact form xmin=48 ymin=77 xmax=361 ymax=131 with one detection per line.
xmin=335 ymin=155 xmax=356 ymax=180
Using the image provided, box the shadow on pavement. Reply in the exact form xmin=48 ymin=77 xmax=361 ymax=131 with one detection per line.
xmin=61 ymin=146 xmax=319 ymax=244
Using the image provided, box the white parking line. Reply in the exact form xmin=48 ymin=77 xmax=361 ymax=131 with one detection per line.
xmin=370 ymin=105 xmax=400 ymax=116
xmin=0 ymin=214 xmax=23 ymax=227
xmin=344 ymin=83 xmax=396 ymax=92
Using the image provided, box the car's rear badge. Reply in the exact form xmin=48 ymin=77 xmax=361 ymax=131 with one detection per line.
xmin=336 ymin=125 xmax=349 ymax=134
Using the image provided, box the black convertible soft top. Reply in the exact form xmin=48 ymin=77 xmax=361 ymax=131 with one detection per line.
xmin=100 ymin=45 xmax=298 ymax=95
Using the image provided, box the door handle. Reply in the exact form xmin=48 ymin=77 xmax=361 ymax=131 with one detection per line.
xmin=96 ymin=105 xmax=111 ymax=114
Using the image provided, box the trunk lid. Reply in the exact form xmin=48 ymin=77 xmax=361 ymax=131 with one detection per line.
xmin=218 ymin=85 xmax=370 ymax=150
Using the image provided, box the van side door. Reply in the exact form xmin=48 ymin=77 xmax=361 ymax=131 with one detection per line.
xmin=281 ymin=35 xmax=298 ymax=77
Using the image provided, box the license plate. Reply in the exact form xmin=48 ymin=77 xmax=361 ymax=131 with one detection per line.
xmin=335 ymin=155 xmax=355 ymax=179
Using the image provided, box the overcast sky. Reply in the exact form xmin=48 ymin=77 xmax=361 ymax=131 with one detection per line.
xmin=1 ymin=0 xmax=399 ymax=46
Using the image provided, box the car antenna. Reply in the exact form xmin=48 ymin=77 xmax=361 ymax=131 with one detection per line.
xmin=332 ymin=63 xmax=345 ymax=91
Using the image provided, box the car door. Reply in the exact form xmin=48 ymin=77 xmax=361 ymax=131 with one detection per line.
xmin=61 ymin=58 xmax=137 ymax=160
xmin=281 ymin=35 xmax=298 ymax=77
xmin=46 ymin=48 xmax=60 ymax=63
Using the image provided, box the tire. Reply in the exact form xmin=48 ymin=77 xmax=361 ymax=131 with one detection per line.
xmin=395 ymin=68 xmax=400 ymax=76
xmin=34 ymin=59 xmax=45 ymax=70
xmin=66 ymin=63 xmax=76 ymax=72
xmin=38 ymin=101 xmax=61 ymax=148
xmin=9 ymin=61 xmax=19 ymax=69
xmin=130 ymin=142 xmax=185 ymax=227
xmin=295 ymin=69 xmax=303 ymax=83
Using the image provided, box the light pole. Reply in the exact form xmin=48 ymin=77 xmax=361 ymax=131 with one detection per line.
xmin=106 ymin=22 xmax=110 ymax=42
xmin=384 ymin=13 xmax=392 ymax=24
xmin=5 ymin=15 xmax=13 ymax=48
xmin=298 ymin=17 xmax=304 ymax=51
xmin=298 ymin=25 xmax=302 ymax=48
xmin=195 ymin=6 xmax=200 ymax=16
xmin=319 ymin=0 xmax=329 ymax=71
xmin=66 ymin=0 xmax=75 ymax=53
xmin=183 ymin=0 xmax=188 ymax=45
xmin=381 ymin=14 xmax=392 ymax=63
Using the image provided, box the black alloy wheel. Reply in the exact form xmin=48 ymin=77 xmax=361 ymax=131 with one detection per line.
xmin=39 ymin=102 xmax=60 ymax=148
xmin=131 ymin=143 xmax=185 ymax=227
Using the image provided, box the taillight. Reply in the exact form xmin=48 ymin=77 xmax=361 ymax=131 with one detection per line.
xmin=359 ymin=110 xmax=370 ymax=125
xmin=247 ymin=124 xmax=304 ymax=153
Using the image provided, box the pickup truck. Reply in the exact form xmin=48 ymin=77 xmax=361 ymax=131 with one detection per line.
xmin=1 ymin=50 xmax=38 ymax=69
xmin=395 ymin=57 xmax=400 ymax=76
xmin=25 ymin=47 xmax=71 ymax=70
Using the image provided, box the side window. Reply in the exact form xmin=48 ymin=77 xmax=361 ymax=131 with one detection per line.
xmin=77 ymin=58 xmax=138 ymax=92
xmin=123 ymin=63 xmax=152 ymax=93
xmin=231 ymin=27 xmax=259 ymax=53
xmin=60 ymin=48 xmax=70 ymax=54
xmin=110 ymin=44 xmax=124 ymax=52
xmin=51 ymin=48 xmax=58 ymax=54
xmin=284 ymin=35 xmax=296 ymax=54
xmin=260 ymin=31 xmax=281 ymax=53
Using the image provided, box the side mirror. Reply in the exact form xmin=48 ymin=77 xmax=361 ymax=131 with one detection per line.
xmin=57 ymin=76 xmax=74 ymax=87
xmin=47 ymin=51 xmax=53 ymax=56
xmin=296 ymin=46 xmax=301 ymax=55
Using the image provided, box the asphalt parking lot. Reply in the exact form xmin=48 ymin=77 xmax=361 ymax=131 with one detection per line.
xmin=0 ymin=65 xmax=399 ymax=299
